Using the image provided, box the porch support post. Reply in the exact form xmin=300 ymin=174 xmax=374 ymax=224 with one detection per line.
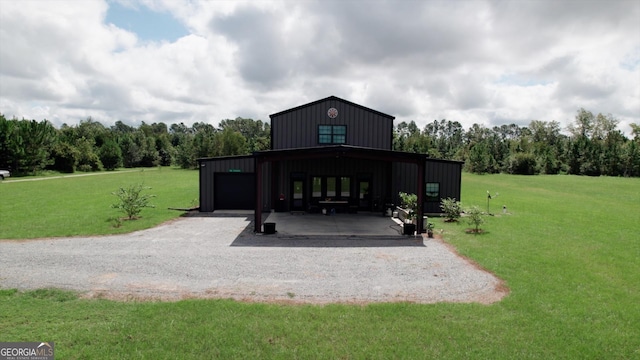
xmin=416 ymin=159 xmax=425 ymax=234
xmin=255 ymin=157 xmax=263 ymax=233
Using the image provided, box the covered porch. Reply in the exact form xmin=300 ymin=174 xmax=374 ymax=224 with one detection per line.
xmin=254 ymin=145 xmax=428 ymax=234
xmin=262 ymin=211 xmax=407 ymax=237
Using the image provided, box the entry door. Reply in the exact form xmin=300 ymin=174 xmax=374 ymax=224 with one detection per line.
xmin=291 ymin=179 xmax=306 ymax=211
xmin=358 ymin=180 xmax=371 ymax=210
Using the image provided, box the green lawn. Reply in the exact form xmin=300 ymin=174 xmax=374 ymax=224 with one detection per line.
xmin=1 ymin=172 xmax=639 ymax=359
xmin=0 ymin=167 xmax=199 ymax=239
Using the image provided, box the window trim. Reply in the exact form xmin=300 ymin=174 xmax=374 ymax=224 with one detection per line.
xmin=318 ymin=125 xmax=347 ymax=145
xmin=310 ymin=175 xmax=352 ymax=200
xmin=425 ymin=182 xmax=440 ymax=202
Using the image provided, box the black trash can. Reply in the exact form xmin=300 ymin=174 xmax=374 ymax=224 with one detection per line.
xmin=403 ymin=223 xmax=416 ymax=235
xmin=264 ymin=222 xmax=276 ymax=234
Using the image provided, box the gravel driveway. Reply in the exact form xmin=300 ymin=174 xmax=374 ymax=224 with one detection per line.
xmin=0 ymin=216 xmax=507 ymax=304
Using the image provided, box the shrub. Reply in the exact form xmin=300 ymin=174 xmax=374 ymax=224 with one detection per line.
xmin=398 ymin=192 xmax=418 ymax=220
xmin=465 ymin=205 xmax=484 ymax=233
xmin=111 ymin=183 xmax=156 ymax=220
xmin=507 ymin=152 xmax=538 ymax=175
xmin=100 ymin=140 xmax=123 ymax=170
xmin=440 ymin=197 xmax=462 ymax=222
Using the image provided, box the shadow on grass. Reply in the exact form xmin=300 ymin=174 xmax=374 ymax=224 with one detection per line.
xmin=464 ymin=229 xmax=490 ymax=235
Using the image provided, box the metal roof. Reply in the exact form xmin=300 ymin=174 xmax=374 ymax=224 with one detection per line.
xmin=253 ymin=145 xmax=464 ymax=164
xmin=197 ymin=145 xmax=464 ymax=165
xmin=269 ymin=95 xmax=396 ymax=120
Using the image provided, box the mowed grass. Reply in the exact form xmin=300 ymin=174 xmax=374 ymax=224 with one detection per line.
xmin=1 ymin=173 xmax=639 ymax=359
xmin=0 ymin=167 xmax=199 ymax=239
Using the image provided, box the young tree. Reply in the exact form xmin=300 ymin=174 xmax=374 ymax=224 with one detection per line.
xmin=465 ymin=205 xmax=485 ymax=233
xmin=111 ymin=183 xmax=156 ymax=220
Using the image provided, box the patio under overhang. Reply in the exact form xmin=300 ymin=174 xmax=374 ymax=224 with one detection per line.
xmin=253 ymin=145 xmax=428 ymax=234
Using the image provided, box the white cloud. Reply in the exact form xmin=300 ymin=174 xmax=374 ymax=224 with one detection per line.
xmin=0 ymin=0 xmax=638 ymax=135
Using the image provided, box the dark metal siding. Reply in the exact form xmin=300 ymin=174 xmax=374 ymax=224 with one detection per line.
xmin=271 ymin=98 xmax=393 ymax=150
xmin=199 ymin=157 xmax=257 ymax=212
xmin=278 ymin=158 xmax=389 ymax=210
xmin=392 ymin=160 xmax=463 ymax=214
xmin=424 ymin=161 xmax=462 ymax=213
xmin=392 ymin=162 xmax=419 ymax=206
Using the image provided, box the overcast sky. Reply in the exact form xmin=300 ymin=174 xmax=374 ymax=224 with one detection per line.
xmin=1 ymin=0 xmax=639 ymax=134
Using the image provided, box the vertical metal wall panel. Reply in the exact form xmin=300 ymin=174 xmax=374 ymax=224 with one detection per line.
xmin=198 ymin=156 xmax=255 ymax=212
xmin=199 ymin=161 xmax=214 ymax=212
xmin=392 ymin=162 xmax=419 ymax=207
xmin=271 ymin=97 xmax=394 ymax=150
xmin=423 ymin=160 xmax=463 ymax=213
xmin=278 ymin=157 xmax=389 ymax=207
xmin=392 ymin=160 xmax=463 ymax=214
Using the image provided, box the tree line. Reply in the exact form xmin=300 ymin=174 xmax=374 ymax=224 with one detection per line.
xmin=0 ymin=114 xmax=270 ymax=175
xmin=1 ymin=108 xmax=638 ymax=177
xmin=394 ymin=109 xmax=640 ymax=177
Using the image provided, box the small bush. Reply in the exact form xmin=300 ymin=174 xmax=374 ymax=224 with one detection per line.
xmin=466 ymin=205 xmax=484 ymax=233
xmin=111 ymin=183 xmax=156 ymax=220
xmin=398 ymin=192 xmax=418 ymax=220
xmin=440 ymin=197 xmax=462 ymax=222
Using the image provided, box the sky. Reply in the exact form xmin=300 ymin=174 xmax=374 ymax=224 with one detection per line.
xmin=1 ymin=0 xmax=639 ymax=135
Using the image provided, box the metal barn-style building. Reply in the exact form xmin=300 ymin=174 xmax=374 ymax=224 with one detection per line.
xmin=198 ymin=96 xmax=463 ymax=233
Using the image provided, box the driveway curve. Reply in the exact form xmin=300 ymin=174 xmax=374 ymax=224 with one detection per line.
xmin=0 ymin=217 xmax=507 ymax=304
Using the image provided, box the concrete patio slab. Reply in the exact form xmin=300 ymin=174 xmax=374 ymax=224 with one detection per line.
xmin=262 ymin=212 xmax=404 ymax=237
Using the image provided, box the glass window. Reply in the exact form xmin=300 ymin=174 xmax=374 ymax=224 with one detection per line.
xmin=312 ymin=177 xmax=322 ymax=197
xmin=318 ymin=125 xmax=346 ymax=144
xmin=326 ymin=177 xmax=336 ymax=197
xmin=293 ymin=181 xmax=304 ymax=199
xmin=318 ymin=125 xmax=332 ymax=144
xmin=359 ymin=181 xmax=369 ymax=199
xmin=333 ymin=126 xmax=346 ymax=144
xmin=426 ymin=183 xmax=440 ymax=201
xmin=340 ymin=177 xmax=350 ymax=197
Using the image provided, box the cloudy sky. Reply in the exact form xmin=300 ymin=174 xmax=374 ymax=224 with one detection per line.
xmin=1 ymin=0 xmax=639 ymax=134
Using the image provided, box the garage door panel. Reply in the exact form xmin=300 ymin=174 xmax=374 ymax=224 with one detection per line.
xmin=214 ymin=173 xmax=255 ymax=210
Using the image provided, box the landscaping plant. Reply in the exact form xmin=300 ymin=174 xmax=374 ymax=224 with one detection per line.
xmin=111 ymin=183 xmax=156 ymax=220
xmin=398 ymin=192 xmax=418 ymax=221
xmin=440 ymin=197 xmax=462 ymax=222
xmin=465 ymin=205 xmax=484 ymax=233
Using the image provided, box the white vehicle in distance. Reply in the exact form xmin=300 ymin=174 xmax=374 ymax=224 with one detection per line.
xmin=0 ymin=169 xmax=10 ymax=180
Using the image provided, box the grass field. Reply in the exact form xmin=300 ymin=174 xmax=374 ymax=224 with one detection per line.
xmin=1 ymin=172 xmax=639 ymax=359
xmin=0 ymin=167 xmax=199 ymax=239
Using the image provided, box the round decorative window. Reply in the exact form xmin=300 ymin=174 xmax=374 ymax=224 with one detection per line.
xmin=327 ymin=107 xmax=338 ymax=118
